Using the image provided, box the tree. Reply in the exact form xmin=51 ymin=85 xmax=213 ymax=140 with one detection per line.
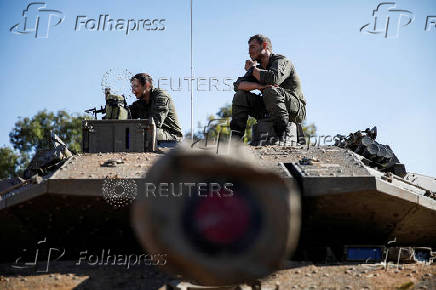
xmin=301 ymin=120 xmax=317 ymax=137
xmin=9 ymin=110 xmax=85 ymax=154
xmin=0 ymin=147 xmax=29 ymax=179
xmin=0 ymin=146 xmax=20 ymax=179
xmin=194 ymin=103 xmax=316 ymax=143
xmin=4 ymin=110 xmax=86 ymax=178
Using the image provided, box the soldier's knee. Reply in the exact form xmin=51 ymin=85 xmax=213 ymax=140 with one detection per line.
xmin=233 ymin=90 xmax=249 ymax=105
xmin=262 ymin=87 xmax=280 ymax=97
xmin=234 ymin=89 xmax=249 ymax=98
xmin=262 ymin=87 xmax=286 ymax=112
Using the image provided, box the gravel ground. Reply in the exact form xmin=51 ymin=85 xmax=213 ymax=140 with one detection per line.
xmin=0 ymin=261 xmax=435 ymax=289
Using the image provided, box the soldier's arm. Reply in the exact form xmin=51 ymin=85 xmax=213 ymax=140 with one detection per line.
xmin=233 ymin=69 xmax=259 ymax=91
xmin=129 ymin=104 xmax=137 ymax=119
xmin=252 ymin=58 xmax=291 ymax=86
xmin=152 ymin=94 xmax=170 ymax=128
xmin=237 ymin=81 xmax=267 ymax=91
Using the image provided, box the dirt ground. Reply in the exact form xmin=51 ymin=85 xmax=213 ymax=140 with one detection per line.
xmin=0 ymin=260 xmax=435 ymax=289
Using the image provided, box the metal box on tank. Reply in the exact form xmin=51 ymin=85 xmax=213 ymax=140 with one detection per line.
xmin=82 ymin=119 xmax=156 ymax=153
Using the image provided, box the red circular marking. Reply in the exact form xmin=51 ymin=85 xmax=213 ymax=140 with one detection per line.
xmin=194 ymin=193 xmax=251 ymax=244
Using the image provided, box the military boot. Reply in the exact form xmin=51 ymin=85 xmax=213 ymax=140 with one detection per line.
xmin=278 ymin=126 xmax=292 ymax=146
xmin=275 ymin=120 xmax=297 ymax=146
xmin=230 ymin=130 xmax=244 ymax=143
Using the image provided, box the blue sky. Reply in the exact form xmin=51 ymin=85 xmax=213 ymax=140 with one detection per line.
xmin=0 ymin=0 xmax=435 ymax=176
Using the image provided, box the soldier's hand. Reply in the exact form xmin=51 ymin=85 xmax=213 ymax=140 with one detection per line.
xmin=245 ymin=60 xmax=257 ymax=71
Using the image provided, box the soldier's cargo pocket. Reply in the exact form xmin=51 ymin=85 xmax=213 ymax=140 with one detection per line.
xmin=297 ymin=101 xmax=306 ymax=123
xmin=287 ymin=93 xmax=304 ymax=123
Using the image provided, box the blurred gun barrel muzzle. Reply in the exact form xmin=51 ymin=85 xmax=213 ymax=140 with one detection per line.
xmin=131 ymin=145 xmax=301 ymax=286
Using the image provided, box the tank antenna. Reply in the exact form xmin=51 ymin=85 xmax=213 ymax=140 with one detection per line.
xmin=190 ymin=0 xmax=194 ymax=140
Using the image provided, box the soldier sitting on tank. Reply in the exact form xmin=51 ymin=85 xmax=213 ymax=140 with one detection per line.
xmin=230 ymin=34 xmax=306 ymax=144
xmin=129 ymin=73 xmax=183 ymax=145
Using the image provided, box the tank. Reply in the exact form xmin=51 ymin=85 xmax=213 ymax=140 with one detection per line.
xmin=0 ymin=120 xmax=435 ymax=286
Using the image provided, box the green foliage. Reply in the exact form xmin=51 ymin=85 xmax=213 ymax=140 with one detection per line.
xmin=197 ymin=104 xmax=316 ymax=143
xmin=0 ymin=146 xmax=19 ymax=179
xmin=302 ymin=120 xmax=317 ymax=137
xmin=3 ymin=110 xmax=87 ymax=179
xmin=195 ymin=104 xmax=257 ymax=144
xmin=9 ymin=110 xmax=86 ymax=155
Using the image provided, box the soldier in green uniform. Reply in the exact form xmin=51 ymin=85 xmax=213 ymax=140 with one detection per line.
xmin=231 ymin=34 xmax=306 ymax=143
xmin=129 ymin=73 xmax=183 ymax=144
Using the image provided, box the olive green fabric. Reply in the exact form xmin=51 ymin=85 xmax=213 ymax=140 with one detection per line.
xmin=232 ymin=90 xmax=267 ymax=130
xmin=231 ymin=88 xmax=305 ymax=134
xmin=231 ymin=54 xmax=306 ymax=134
xmin=233 ymin=54 xmax=306 ymax=104
xmin=105 ymin=93 xmax=129 ymax=120
xmin=129 ymin=88 xmax=182 ymax=141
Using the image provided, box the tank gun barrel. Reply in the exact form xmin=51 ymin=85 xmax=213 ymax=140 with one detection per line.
xmin=131 ymin=145 xmax=301 ymax=286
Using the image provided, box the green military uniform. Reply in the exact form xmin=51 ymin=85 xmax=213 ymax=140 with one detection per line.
xmin=231 ymin=54 xmax=306 ymax=138
xmin=129 ymin=88 xmax=183 ymax=141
